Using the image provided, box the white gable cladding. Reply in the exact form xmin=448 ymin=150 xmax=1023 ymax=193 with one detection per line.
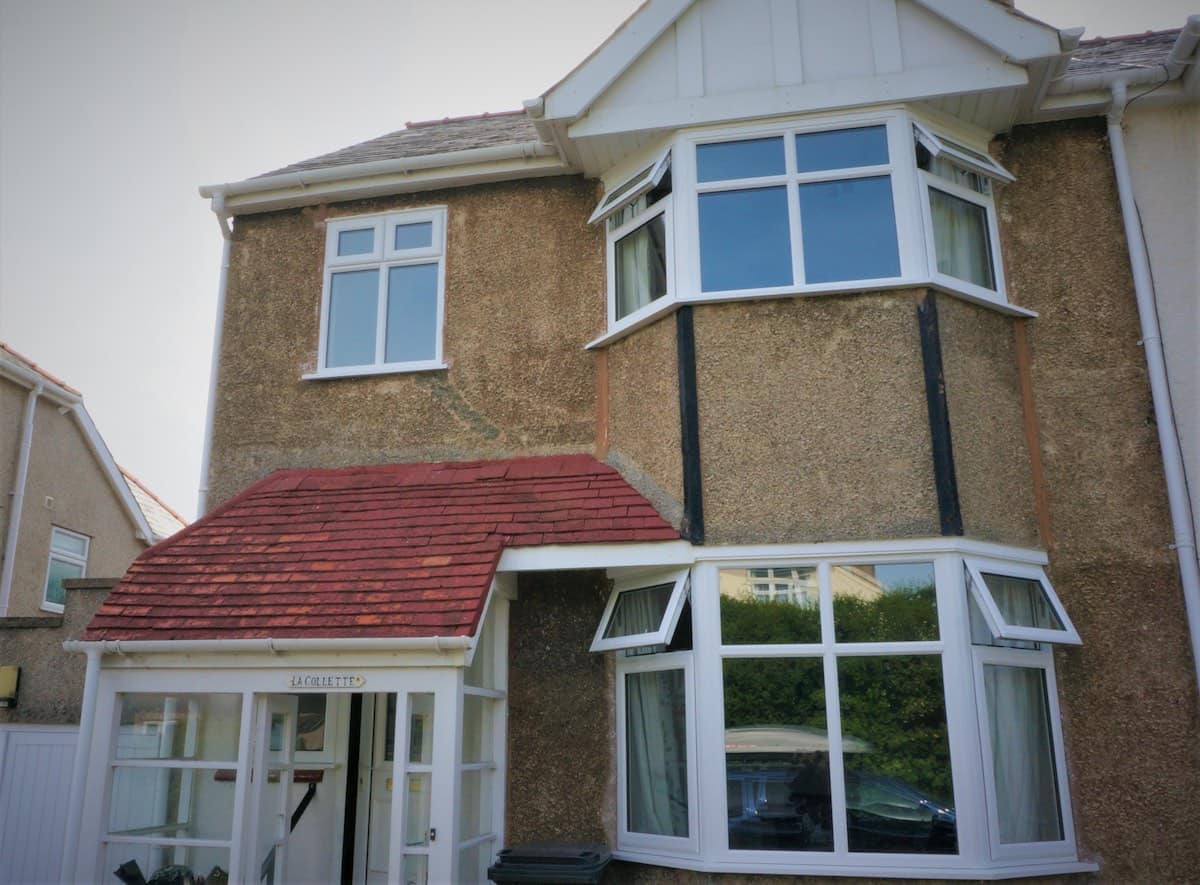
xmin=566 ymin=0 xmax=1039 ymax=149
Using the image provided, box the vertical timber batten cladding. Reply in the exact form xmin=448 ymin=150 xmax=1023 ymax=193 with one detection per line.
xmin=84 ymin=455 xmax=678 ymax=641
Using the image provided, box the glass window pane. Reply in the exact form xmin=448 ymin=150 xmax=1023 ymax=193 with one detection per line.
xmin=605 ymin=582 xmax=674 ymax=639
xmin=405 ymin=772 xmax=432 ymax=846
xmin=795 ymin=126 xmax=889 ymax=173
xmin=699 ymin=187 xmax=792 ymax=292
xmin=409 ymin=693 xmax=434 ymax=765
xmin=116 ymin=694 xmax=242 ymax=761
xmin=337 ymin=227 xmax=375 ymax=256
xmin=462 ymin=695 xmax=494 ymax=764
xmin=385 ymin=263 xmax=439 ymax=363
xmin=402 ymin=855 xmax=428 ymax=885
xmin=984 ymin=664 xmax=1064 ymax=843
xmin=981 ymin=572 xmax=1065 ymax=632
xmin=108 ymin=767 xmax=236 ymax=841
xmin=44 ymin=557 xmax=83 ymax=606
xmin=724 ymin=658 xmax=833 ymax=851
xmin=626 ymin=669 xmax=689 ymax=837
xmin=294 ymin=694 xmax=326 ymax=751
xmin=615 ymin=214 xmax=667 ymax=320
xmin=799 ymin=176 xmax=900 ymax=283
xmin=326 ymin=269 xmax=379 ymax=368
xmin=929 ymin=188 xmax=995 ymax=290
xmin=697 ymin=137 xmax=785 ymax=182
xmin=832 ymin=562 xmax=938 ymax=643
xmin=838 ymin=656 xmax=957 ymax=854
xmin=460 ymin=769 xmax=494 ymax=840
xmin=51 ymin=529 xmax=87 ymax=557
xmin=719 ymin=567 xmax=820 ymax=644
xmin=105 ymin=845 xmax=230 ymax=885
xmin=394 ymin=221 xmax=434 ymax=251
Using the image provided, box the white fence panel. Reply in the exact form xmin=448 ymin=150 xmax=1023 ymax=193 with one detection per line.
xmin=0 ymin=725 xmax=78 ymax=885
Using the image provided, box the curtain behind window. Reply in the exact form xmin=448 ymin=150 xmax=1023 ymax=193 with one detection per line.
xmin=626 ymin=669 xmax=689 ymax=837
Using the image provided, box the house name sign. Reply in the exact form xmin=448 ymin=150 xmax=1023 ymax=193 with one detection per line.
xmin=288 ymin=674 xmax=366 ymax=689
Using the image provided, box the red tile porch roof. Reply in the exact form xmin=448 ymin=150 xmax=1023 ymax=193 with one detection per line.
xmin=83 ymin=455 xmax=680 ymax=641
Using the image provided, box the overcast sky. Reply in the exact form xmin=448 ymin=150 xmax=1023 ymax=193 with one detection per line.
xmin=1 ymin=0 xmax=1195 ymax=521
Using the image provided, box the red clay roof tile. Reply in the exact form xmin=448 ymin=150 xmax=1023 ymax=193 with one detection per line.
xmin=84 ymin=455 xmax=680 ymax=642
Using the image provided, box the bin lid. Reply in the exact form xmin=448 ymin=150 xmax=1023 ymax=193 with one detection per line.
xmin=493 ymin=843 xmax=610 ymax=868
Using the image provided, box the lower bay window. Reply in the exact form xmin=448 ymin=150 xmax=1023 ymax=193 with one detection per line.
xmin=603 ymin=547 xmax=1085 ymax=878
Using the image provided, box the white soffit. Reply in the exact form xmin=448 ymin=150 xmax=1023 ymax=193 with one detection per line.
xmin=560 ymin=0 xmax=1048 ymax=147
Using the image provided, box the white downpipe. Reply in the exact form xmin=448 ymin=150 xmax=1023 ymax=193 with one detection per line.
xmin=1107 ymin=79 xmax=1200 ymax=696
xmin=196 ymin=195 xmax=232 ymax=518
xmin=61 ymin=647 xmax=101 ymax=883
xmin=0 ymin=384 xmax=41 ymax=616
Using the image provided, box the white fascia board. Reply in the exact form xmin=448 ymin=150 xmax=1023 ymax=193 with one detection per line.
xmin=539 ymin=0 xmax=696 ymax=122
xmin=569 ymin=62 xmax=1028 ymax=139
xmin=497 ymin=540 xmax=694 ymax=572
xmin=69 ymin=405 xmax=156 ymax=545
xmin=912 ymin=0 xmax=1063 ymax=63
xmin=0 ymin=359 xmax=80 ymax=406
xmin=692 ymin=537 xmax=1050 ymax=565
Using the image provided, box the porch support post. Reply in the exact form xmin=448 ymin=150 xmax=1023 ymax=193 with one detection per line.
xmin=62 ymin=647 xmax=101 ymax=883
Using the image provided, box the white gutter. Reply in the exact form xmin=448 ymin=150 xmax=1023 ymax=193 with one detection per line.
xmin=0 ymin=384 xmax=41 ymax=616
xmin=1107 ymin=78 xmax=1200 ymax=697
xmin=196 ymin=194 xmax=232 ymax=518
xmin=61 ymin=646 xmax=101 ymax=884
xmin=63 ymin=635 xmax=473 ymax=655
xmin=199 ymin=141 xmax=559 ymax=200
xmin=1048 ymin=16 xmax=1200 ymax=97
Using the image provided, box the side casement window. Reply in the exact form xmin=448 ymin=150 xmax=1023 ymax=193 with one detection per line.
xmin=43 ymin=526 xmax=88 ymax=612
xmin=315 ymin=208 xmax=447 ymax=378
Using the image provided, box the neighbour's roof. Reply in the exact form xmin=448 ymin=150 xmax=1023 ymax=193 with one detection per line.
xmin=255 ymin=111 xmax=539 ymax=178
xmin=121 ymin=468 xmax=187 ymax=541
xmin=1065 ymin=29 xmax=1182 ymax=77
xmin=83 ymin=455 xmax=680 ymax=642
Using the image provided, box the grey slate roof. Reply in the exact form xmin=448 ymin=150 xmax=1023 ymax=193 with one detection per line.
xmin=122 ymin=469 xmax=187 ymax=541
xmin=1065 ymin=29 xmax=1181 ymax=77
xmin=255 ymin=111 xmax=540 ymax=179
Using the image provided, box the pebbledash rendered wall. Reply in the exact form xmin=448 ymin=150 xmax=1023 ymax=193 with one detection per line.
xmin=207 ymin=118 xmax=1200 ymax=880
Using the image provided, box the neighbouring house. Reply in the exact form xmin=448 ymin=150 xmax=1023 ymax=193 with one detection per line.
xmin=64 ymin=2 xmax=1200 ymax=883
xmin=0 ymin=343 xmax=185 ymax=884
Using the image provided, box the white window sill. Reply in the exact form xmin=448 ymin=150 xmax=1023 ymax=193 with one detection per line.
xmin=40 ymin=602 xmax=65 ymax=615
xmin=613 ymin=848 xmax=1098 ymax=880
xmin=302 ymin=360 xmax=448 ymax=381
xmin=587 ymin=281 xmax=1037 ymax=350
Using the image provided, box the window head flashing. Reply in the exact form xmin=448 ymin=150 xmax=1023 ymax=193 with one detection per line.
xmin=589 ymin=150 xmax=672 ymax=225
xmin=913 ymin=122 xmax=1014 ymax=184
xmin=964 ymin=559 xmax=1081 ymax=646
xmin=591 ymin=568 xmax=690 ymax=652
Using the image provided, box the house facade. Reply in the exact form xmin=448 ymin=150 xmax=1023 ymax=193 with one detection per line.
xmin=66 ymin=2 xmax=1199 ymax=883
xmin=0 ymin=344 xmax=184 ymax=884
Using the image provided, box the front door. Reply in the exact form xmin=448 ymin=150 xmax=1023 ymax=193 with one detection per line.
xmin=354 ymin=691 xmax=441 ymax=885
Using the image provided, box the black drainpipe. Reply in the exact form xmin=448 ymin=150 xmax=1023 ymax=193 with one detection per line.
xmin=676 ymin=305 xmax=705 ymax=544
xmin=917 ymin=291 xmax=964 ymax=536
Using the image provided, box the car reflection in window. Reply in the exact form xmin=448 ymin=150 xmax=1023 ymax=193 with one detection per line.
xmin=726 ymin=725 xmax=956 ymax=854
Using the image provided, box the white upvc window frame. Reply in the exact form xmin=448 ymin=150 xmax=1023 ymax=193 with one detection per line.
xmin=42 ymin=526 xmax=89 ymax=613
xmin=971 ymin=645 xmax=1078 ymax=863
xmin=308 ymin=207 xmax=448 ymax=380
xmin=591 ymin=150 xmax=672 ymax=226
xmin=591 ymin=568 xmax=690 ymax=653
xmin=615 ymin=649 xmax=701 ymax=858
xmin=602 ymin=543 xmax=1088 ymax=879
xmin=964 ymin=558 xmax=1081 ymax=646
xmin=674 ymin=111 xmax=924 ymax=305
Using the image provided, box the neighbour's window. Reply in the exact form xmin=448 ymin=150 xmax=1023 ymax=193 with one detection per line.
xmin=315 ymin=208 xmax=447 ymax=378
xmin=42 ymin=526 xmax=88 ymax=612
xmin=599 ymin=550 xmax=1081 ymax=876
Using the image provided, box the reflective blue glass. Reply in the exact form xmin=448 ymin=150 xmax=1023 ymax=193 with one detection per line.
xmin=699 ymin=187 xmax=792 ymax=292
xmin=386 ymin=263 xmax=439 ymax=363
xmin=326 ymin=269 xmax=379 ymax=367
xmin=394 ymin=221 xmax=434 ymax=251
xmin=697 ymin=137 xmax=785 ymax=182
xmin=337 ymin=228 xmax=375 ymax=256
xmin=795 ymin=126 xmax=889 ymax=173
xmin=798 ymin=176 xmax=900 ymax=283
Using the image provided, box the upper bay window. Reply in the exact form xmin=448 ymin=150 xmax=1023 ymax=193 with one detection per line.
xmin=592 ymin=111 xmax=1016 ymax=341
xmin=310 ymin=208 xmax=447 ymax=379
xmin=43 ymin=526 xmax=88 ymax=613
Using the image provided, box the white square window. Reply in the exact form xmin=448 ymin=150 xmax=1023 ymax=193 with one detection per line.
xmin=964 ymin=559 xmax=1081 ymax=646
xmin=313 ymin=208 xmax=447 ymax=379
xmin=43 ymin=526 xmax=89 ymax=612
